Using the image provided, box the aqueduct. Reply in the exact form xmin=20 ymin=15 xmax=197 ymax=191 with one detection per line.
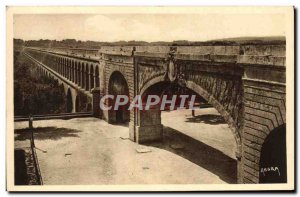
xmin=22 ymin=42 xmax=286 ymax=184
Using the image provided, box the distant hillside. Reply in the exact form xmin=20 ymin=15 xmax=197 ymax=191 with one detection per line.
xmin=14 ymin=36 xmax=286 ymax=49
xmin=210 ymin=36 xmax=285 ymax=45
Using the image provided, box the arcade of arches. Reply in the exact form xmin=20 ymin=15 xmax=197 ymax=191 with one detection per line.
xmin=23 ymin=43 xmax=287 ymax=184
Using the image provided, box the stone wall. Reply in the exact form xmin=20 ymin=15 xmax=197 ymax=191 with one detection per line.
xmin=23 ymin=42 xmax=286 ymax=184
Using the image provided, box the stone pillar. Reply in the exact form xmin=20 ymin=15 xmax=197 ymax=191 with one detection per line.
xmin=91 ymin=87 xmax=100 ymax=117
xmin=135 ymin=106 xmax=163 ymax=143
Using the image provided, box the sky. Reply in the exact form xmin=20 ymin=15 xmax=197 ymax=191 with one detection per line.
xmin=13 ymin=14 xmax=286 ymax=42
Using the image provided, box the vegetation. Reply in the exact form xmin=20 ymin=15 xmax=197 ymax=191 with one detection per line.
xmin=14 ymin=51 xmax=67 ymax=116
xmin=13 ymin=36 xmax=285 ymax=49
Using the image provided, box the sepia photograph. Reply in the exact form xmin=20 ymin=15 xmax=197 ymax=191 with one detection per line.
xmin=6 ymin=6 xmax=294 ymax=191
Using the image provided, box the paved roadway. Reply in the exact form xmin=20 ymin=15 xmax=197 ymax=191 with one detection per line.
xmin=14 ymin=108 xmax=237 ymax=185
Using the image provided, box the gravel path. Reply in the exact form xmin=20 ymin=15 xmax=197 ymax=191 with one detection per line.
xmin=14 ymin=108 xmax=237 ymax=185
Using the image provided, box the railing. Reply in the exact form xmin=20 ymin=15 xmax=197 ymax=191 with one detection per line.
xmin=28 ymin=117 xmax=43 ymax=185
xmin=15 ymin=112 xmax=94 ymax=184
xmin=14 ymin=112 xmax=93 ymax=122
xmin=30 ymin=128 xmax=43 ymax=185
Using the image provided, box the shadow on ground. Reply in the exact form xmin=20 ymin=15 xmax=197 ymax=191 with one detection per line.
xmin=14 ymin=127 xmax=82 ymax=141
xmin=142 ymin=126 xmax=237 ymax=184
xmin=111 ymin=122 xmax=129 ymax=127
xmin=14 ymin=149 xmax=28 ymax=185
xmin=185 ymin=114 xmax=226 ymax=125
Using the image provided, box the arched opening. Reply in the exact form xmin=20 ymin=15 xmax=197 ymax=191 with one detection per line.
xmin=72 ymin=60 xmax=75 ymax=82
xmin=70 ymin=60 xmax=73 ymax=80
xmin=81 ymin=63 xmax=85 ymax=89
xmin=90 ymin=65 xmax=94 ymax=90
xmin=85 ymin=64 xmax=89 ymax=91
xmin=73 ymin=61 xmax=76 ymax=83
xmin=68 ymin=59 xmax=71 ymax=80
xmin=75 ymin=92 xmax=89 ymax=112
xmin=61 ymin=59 xmax=64 ymax=76
xmin=64 ymin=58 xmax=67 ymax=77
xmin=74 ymin=62 xmax=77 ymax=83
xmin=55 ymin=57 xmax=58 ymax=71
xmin=66 ymin=59 xmax=69 ymax=79
xmin=95 ymin=66 xmax=100 ymax=87
xmin=139 ymin=80 xmax=239 ymax=184
xmin=259 ymin=124 xmax=287 ymax=183
xmin=67 ymin=59 xmax=70 ymax=78
xmin=65 ymin=59 xmax=68 ymax=78
xmin=66 ymin=88 xmax=73 ymax=113
xmin=62 ymin=58 xmax=64 ymax=75
xmin=71 ymin=60 xmax=74 ymax=82
xmin=58 ymin=58 xmax=62 ymax=74
xmin=78 ymin=63 xmax=82 ymax=87
xmin=108 ymin=71 xmax=129 ymax=124
xmin=76 ymin=62 xmax=80 ymax=85
xmin=63 ymin=58 xmax=66 ymax=77
xmin=52 ymin=57 xmax=55 ymax=69
xmin=75 ymin=95 xmax=80 ymax=112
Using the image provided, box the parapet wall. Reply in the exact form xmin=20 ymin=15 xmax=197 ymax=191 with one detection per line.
xmin=27 ymin=43 xmax=286 ymax=66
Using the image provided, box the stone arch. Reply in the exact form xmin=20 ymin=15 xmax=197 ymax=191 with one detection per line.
xmin=139 ymin=75 xmax=165 ymax=97
xmin=90 ymin=64 xmax=94 ymax=90
xmin=139 ymin=76 xmax=242 ymax=153
xmin=107 ymin=71 xmax=130 ymax=123
xmin=185 ymin=81 xmax=242 ymax=150
xmin=137 ymin=75 xmax=242 ymax=183
xmin=85 ymin=63 xmax=89 ymax=91
xmin=259 ymin=124 xmax=286 ymax=183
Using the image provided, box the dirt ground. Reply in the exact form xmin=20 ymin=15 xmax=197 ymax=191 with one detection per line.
xmin=14 ymin=108 xmax=237 ymax=185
